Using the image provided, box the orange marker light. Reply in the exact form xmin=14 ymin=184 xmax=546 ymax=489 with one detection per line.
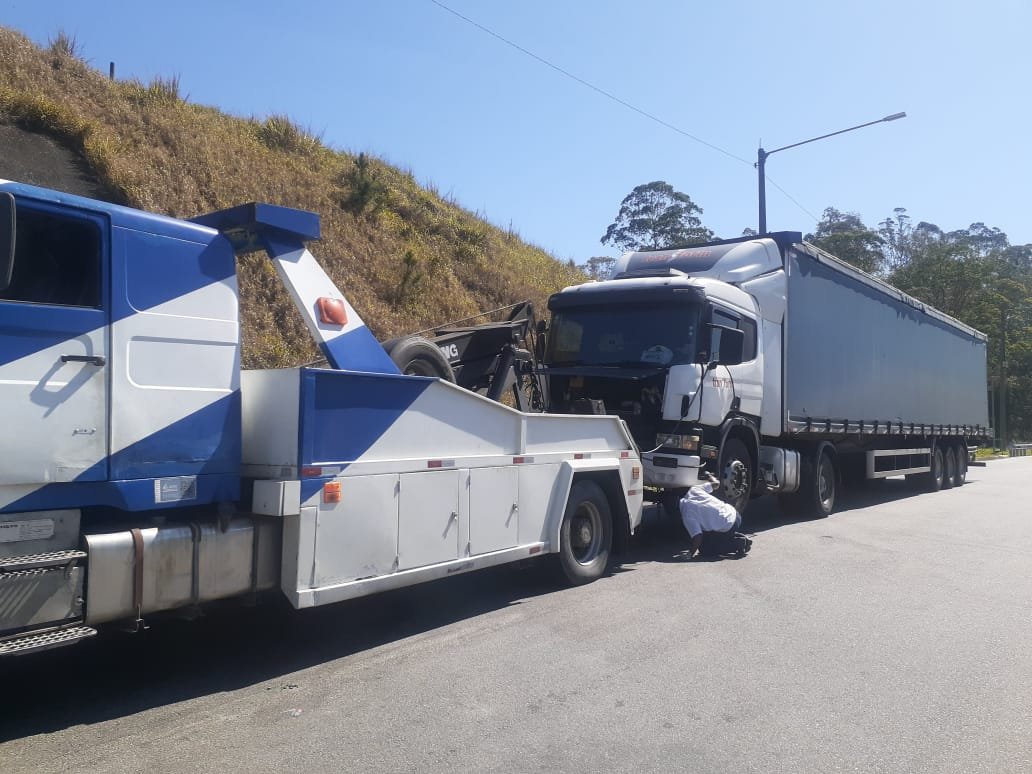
xmin=317 ymin=297 xmax=348 ymax=326
xmin=323 ymin=481 xmax=342 ymax=504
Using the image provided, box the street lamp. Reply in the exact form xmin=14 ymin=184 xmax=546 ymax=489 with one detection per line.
xmin=756 ymin=112 xmax=906 ymax=233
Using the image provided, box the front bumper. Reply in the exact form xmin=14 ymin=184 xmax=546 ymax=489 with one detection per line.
xmin=642 ymin=452 xmax=704 ymax=489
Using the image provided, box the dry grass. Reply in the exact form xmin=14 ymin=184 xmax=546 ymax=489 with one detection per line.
xmin=0 ymin=27 xmax=585 ymax=367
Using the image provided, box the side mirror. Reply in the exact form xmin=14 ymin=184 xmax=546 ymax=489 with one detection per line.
xmin=705 ymin=325 xmax=745 ymax=367
xmin=717 ymin=327 xmax=745 ymax=365
xmin=0 ymin=192 xmax=14 ymax=292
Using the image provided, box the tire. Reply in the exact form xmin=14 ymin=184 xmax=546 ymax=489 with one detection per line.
xmin=383 ymin=335 xmax=455 ymax=381
xmin=556 ymin=479 xmax=613 ymax=585
xmin=717 ymin=438 xmax=753 ymax=516
xmin=921 ymin=445 xmax=945 ymax=492
xmin=953 ymin=442 xmax=967 ymax=487
xmin=783 ymin=445 xmax=836 ymax=519
xmin=941 ymin=446 xmax=956 ymax=490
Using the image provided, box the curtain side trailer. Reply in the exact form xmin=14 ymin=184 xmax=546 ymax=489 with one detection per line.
xmin=542 ymin=232 xmax=989 ymax=517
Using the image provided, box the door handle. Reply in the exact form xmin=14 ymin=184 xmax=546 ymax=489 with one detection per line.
xmin=61 ymin=354 xmax=106 ymax=366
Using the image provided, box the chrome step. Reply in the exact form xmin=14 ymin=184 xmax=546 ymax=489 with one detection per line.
xmin=0 ymin=549 xmax=87 ymax=572
xmin=0 ymin=625 xmax=97 ymax=656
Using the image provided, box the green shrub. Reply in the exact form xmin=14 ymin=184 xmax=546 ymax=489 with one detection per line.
xmin=340 ymin=152 xmax=388 ymax=215
xmin=393 ymin=249 xmax=424 ymax=305
xmin=255 ymin=114 xmax=322 ymax=155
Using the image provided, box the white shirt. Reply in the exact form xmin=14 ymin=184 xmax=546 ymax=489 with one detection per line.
xmin=679 ymin=483 xmax=738 ymax=538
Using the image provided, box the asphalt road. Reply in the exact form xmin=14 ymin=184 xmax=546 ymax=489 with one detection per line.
xmin=3 ymin=458 xmax=1031 ymax=773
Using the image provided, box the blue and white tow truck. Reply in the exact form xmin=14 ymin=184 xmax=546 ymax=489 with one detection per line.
xmin=0 ymin=181 xmax=643 ymax=656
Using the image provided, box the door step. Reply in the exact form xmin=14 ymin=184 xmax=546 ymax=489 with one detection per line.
xmin=0 ymin=549 xmax=86 ymax=572
xmin=0 ymin=624 xmax=97 ymax=656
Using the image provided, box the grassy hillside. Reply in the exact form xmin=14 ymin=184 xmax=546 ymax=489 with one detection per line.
xmin=0 ymin=28 xmax=584 ymax=367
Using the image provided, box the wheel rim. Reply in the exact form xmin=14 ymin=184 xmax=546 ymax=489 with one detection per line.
xmin=404 ymin=358 xmax=438 ymax=377
xmin=570 ymin=501 xmax=603 ymax=564
xmin=817 ymin=455 xmax=834 ymax=510
xmin=722 ymin=458 xmax=749 ymax=503
xmin=933 ymin=448 xmax=944 ymax=486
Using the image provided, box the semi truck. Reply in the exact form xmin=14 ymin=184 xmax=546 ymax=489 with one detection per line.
xmin=0 ymin=180 xmax=644 ymax=657
xmin=540 ymin=232 xmax=989 ymax=517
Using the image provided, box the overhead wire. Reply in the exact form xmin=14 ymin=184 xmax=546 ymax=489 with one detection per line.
xmin=765 ymin=178 xmax=820 ymax=222
xmin=429 ymin=0 xmax=818 ymax=226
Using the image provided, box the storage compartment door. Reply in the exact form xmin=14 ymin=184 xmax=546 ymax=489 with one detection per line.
xmin=314 ymin=473 xmax=399 ymax=586
xmin=398 ymin=470 xmax=460 ymax=570
xmin=469 ymin=466 xmax=518 ymax=555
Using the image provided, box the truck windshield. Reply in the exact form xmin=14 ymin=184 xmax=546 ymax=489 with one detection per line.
xmin=545 ymin=303 xmax=700 ymax=367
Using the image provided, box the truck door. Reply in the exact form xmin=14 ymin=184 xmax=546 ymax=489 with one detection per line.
xmin=0 ymin=199 xmax=108 ymax=485
xmin=711 ymin=307 xmax=763 ymax=419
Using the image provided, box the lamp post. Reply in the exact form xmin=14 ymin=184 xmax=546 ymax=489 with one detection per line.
xmin=756 ymin=112 xmax=906 ymax=234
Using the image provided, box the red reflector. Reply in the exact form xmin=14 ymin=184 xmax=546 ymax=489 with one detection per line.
xmin=301 ymin=466 xmax=322 ymax=477
xmin=323 ymin=481 xmax=342 ymax=503
xmin=428 ymin=460 xmax=443 ymax=468
xmin=620 ymin=451 xmax=631 ymax=458
xmin=317 ymin=297 xmax=348 ymax=326
xmin=529 ymin=546 xmax=542 ymax=555
xmin=627 ymin=489 xmax=639 ymax=496
xmin=513 ymin=456 xmax=525 ymax=464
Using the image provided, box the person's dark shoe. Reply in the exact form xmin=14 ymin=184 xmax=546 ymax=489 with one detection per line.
xmin=733 ymin=533 xmax=752 ymax=556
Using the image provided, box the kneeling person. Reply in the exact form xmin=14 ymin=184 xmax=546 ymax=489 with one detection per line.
xmin=679 ymin=473 xmax=751 ymax=557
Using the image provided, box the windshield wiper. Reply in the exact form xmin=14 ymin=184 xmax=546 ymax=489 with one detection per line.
xmin=545 ymin=360 xmax=670 ymax=369
xmin=608 ymin=360 xmax=670 ymax=369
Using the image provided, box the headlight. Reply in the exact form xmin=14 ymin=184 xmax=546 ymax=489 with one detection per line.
xmin=655 ymin=433 xmax=700 ymax=451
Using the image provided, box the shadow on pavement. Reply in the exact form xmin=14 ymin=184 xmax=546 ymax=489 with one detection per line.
xmin=0 ymin=475 xmax=961 ymax=740
xmin=0 ymin=562 xmax=562 ymax=742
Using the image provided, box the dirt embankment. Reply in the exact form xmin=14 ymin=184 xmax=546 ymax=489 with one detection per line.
xmin=0 ymin=123 xmax=115 ymax=200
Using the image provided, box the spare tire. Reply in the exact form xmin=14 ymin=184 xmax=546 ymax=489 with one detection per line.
xmin=383 ymin=335 xmax=455 ymax=381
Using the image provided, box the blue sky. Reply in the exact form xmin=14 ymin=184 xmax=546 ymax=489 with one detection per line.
xmin=5 ymin=0 xmax=1030 ymax=261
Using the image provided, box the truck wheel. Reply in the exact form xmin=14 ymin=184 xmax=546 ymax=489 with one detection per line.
xmin=941 ymin=446 xmax=957 ymax=490
xmin=717 ymin=438 xmax=752 ymax=515
xmin=556 ymin=480 xmax=613 ymax=585
xmin=921 ymin=445 xmax=945 ymax=492
xmin=383 ymin=335 xmax=455 ymax=381
xmin=952 ymin=443 xmax=967 ymax=487
xmin=783 ymin=446 xmax=836 ymax=519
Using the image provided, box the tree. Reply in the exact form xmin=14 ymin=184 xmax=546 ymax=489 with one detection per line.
xmin=883 ymin=217 xmax=1032 ymax=443
xmin=581 ymin=255 xmax=616 ymax=281
xmin=806 ymin=208 xmax=885 ymax=274
xmin=601 ymin=181 xmax=713 ymax=251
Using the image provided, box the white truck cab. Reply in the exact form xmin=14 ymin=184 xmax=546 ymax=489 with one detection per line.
xmin=542 ymin=234 xmax=787 ymax=513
